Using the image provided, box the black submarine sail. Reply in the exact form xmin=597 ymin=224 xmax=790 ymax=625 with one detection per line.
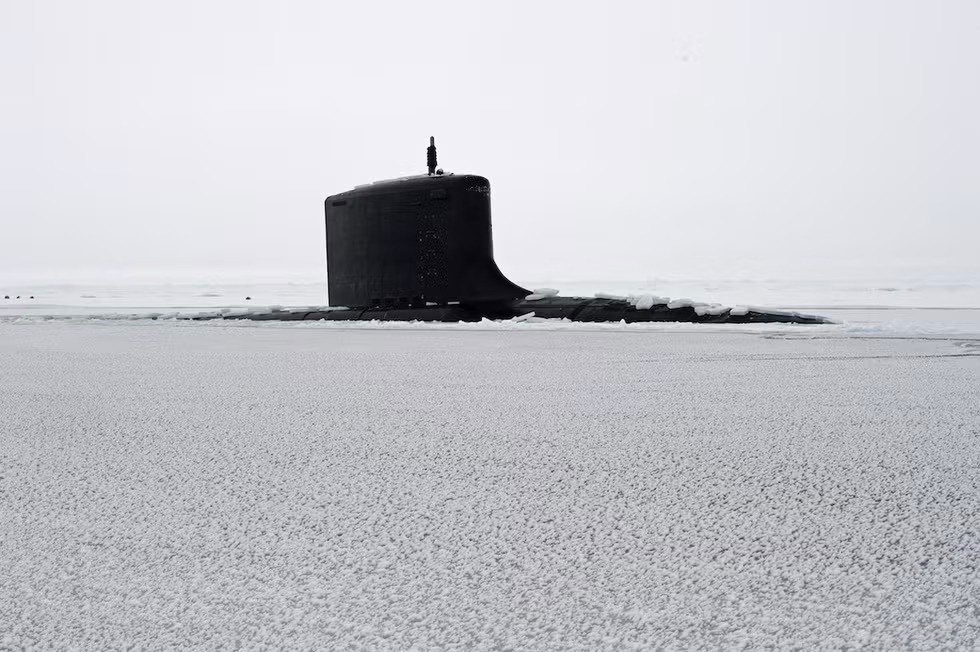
xmin=198 ymin=138 xmax=826 ymax=324
xmin=324 ymin=138 xmax=528 ymax=313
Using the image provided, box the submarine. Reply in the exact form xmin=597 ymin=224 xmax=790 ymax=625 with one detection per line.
xmin=205 ymin=138 xmax=827 ymax=325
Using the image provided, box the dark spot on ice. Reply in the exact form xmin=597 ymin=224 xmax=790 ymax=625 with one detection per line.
xmin=3 ymin=295 xmax=8 ymax=300
xmin=245 ymin=296 xmax=252 ymax=300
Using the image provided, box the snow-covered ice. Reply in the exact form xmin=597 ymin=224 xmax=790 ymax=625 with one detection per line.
xmin=525 ymin=288 xmax=560 ymax=301
xmin=630 ymin=295 xmax=669 ymax=310
xmin=4 ymin=278 xmax=980 ymax=336
xmin=1 ymin=320 xmax=979 ymax=649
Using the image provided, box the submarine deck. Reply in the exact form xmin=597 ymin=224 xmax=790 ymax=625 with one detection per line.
xmin=185 ymin=296 xmax=831 ymax=325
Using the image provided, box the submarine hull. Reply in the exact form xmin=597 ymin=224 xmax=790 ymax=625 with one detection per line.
xmin=200 ymin=298 xmax=829 ymax=325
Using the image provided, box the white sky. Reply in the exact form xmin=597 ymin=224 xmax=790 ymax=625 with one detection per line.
xmin=1 ymin=0 xmax=978 ymax=283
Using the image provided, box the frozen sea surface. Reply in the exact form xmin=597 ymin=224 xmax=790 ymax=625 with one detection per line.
xmin=4 ymin=277 xmax=980 ymax=336
xmin=1 ymin=321 xmax=979 ymax=649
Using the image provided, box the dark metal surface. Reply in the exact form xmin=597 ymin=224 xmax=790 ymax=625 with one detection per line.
xmin=198 ymin=298 xmax=829 ymax=324
xmin=325 ymin=174 xmax=528 ymax=309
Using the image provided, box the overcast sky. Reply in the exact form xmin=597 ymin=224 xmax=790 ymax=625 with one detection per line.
xmin=1 ymin=0 xmax=977 ymax=284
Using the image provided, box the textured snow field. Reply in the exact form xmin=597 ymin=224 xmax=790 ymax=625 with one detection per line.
xmin=2 ymin=321 xmax=979 ymax=650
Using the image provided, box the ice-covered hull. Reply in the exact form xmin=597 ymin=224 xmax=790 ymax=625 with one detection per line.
xmin=199 ymin=298 xmax=829 ymax=324
xmin=511 ymin=296 xmax=828 ymax=324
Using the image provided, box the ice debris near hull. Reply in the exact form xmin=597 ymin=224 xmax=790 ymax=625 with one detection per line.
xmin=188 ymin=295 xmax=829 ymax=325
xmin=511 ymin=295 xmax=828 ymax=324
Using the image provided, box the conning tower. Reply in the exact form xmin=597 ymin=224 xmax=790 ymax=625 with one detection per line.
xmin=324 ymin=138 xmax=527 ymax=309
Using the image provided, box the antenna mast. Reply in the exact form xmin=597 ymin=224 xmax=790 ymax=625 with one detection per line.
xmin=426 ymin=137 xmax=437 ymax=175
